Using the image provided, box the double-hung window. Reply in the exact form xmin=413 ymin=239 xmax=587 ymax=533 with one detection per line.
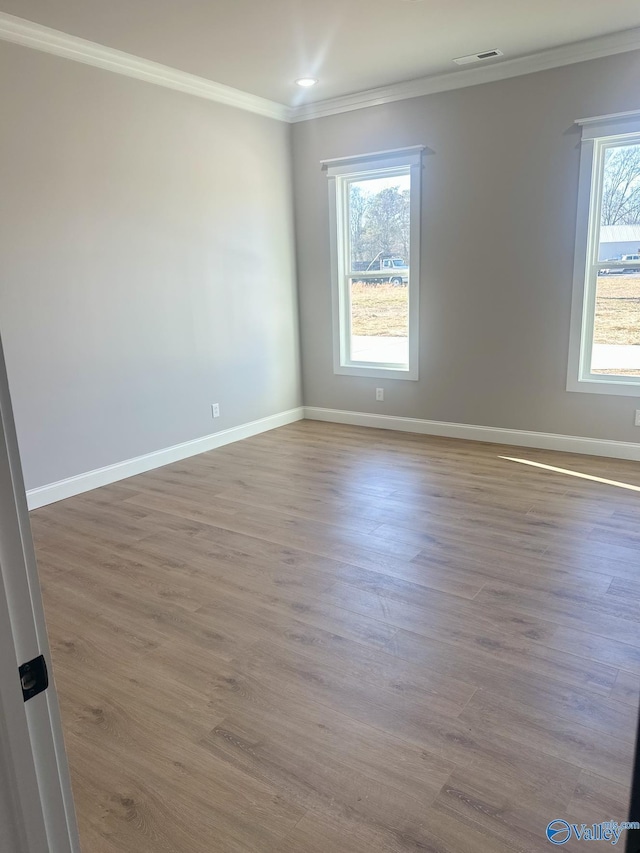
xmin=568 ymin=113 xmax=640 ymax=395
xmin=324 ymin=147 xmax=423 ymax=380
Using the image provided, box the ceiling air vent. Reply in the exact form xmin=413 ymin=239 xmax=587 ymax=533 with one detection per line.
xmin=453 ymin=49 xmax=503 ymax=66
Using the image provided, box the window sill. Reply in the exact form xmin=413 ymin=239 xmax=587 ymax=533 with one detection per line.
xmin=334 ymin=364 xmax=418 ymax=381
xmin=567 ymin=375 xmax=640 ymax=397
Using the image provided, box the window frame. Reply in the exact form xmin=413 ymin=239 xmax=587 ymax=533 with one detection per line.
xmin=567 ymin=114 xmax=640 ymax=396
xmin=324 ymin=147 xmax=423 ymax=381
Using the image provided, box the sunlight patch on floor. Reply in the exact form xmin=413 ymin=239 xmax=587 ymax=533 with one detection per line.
xmin=499 ymin=456 xmax=640 ymax=492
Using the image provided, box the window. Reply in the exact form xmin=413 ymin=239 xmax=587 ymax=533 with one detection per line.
xmin=324 ymin=147 xmax=423 ymax=380
xmin=568 ymin=113 xmax=640 ymax=395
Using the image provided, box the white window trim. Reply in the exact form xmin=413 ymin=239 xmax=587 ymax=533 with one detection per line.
xmin=324 ymin=146 xmax=423 ymax=381
xmin=567 ymin=111 xmax=640 ymax=397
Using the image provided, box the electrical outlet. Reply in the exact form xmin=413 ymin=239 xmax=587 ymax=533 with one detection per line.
xmin=375 ymin=388 xmax=384 ymax=402
xmin=211 ymin=403 xmax=220 ymax=418
xmin=635 ymin=410 xmax=640 ymax=427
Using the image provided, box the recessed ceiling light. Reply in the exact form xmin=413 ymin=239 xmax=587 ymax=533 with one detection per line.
xmin=296 ymin=77 xmax=318 ymax=88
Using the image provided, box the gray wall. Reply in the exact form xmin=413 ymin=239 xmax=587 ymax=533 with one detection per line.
xmin=3 ymin=42 xmax=640 ymax=492
xmin=293 ymin=50 xmax=640 ymax=442
xmin=0 ymin=42 xmax=301 ymax=491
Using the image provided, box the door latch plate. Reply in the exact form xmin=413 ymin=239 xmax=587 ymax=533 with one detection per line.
xmin=19 ymin=655 xmax=48 ymax=702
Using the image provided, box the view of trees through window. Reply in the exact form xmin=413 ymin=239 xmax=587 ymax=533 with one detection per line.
xmin=600 ymin=144 xmax=640 ymax=225
xmin=593 ymin=143 xmax=640 ymax=376
xmin=347 ymin=173 xmax=410 ymax=365
xmin=349 ymin=177 xmax=410 ymax=263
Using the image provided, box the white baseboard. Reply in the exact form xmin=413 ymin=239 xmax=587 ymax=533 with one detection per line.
xmin=27 ymin=407 xmax=304 ymax=510
xmin=27 ymin=405 xmax=639 ymax=509
xmin=304 ymin=406 xmax=640 ymax=462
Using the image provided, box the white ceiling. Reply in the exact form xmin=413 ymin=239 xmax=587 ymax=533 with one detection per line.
xmin=2 ymin=0 xmax=640 ymax=106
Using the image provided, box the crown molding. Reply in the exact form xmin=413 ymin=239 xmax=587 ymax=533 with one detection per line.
xmin=0 ymin=11 xmax=290 ymax=122
xmin=1 ymin=12 xmax=640 ymax=126
xmin=290 ymin=26 xmax=640 ymax=122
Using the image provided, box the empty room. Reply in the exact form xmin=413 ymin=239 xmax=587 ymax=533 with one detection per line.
xmin=1 ymin=1 xmax=640 ymax=851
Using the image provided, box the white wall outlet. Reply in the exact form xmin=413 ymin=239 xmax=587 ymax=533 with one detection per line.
xmin=211 ymin=403 xmax=220 ymax=418
xmin=635 ymin=410 xmax=640 ymax=427
xmin=375 ymin=388 xmax=384 ymax=402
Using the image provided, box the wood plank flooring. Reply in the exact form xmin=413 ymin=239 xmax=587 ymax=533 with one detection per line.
xmin=30 ymin=421 xmax=640 ymax=852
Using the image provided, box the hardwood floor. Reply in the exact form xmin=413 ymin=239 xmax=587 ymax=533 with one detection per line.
xmin=31 ymin=420 xmax=639 ymax=852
